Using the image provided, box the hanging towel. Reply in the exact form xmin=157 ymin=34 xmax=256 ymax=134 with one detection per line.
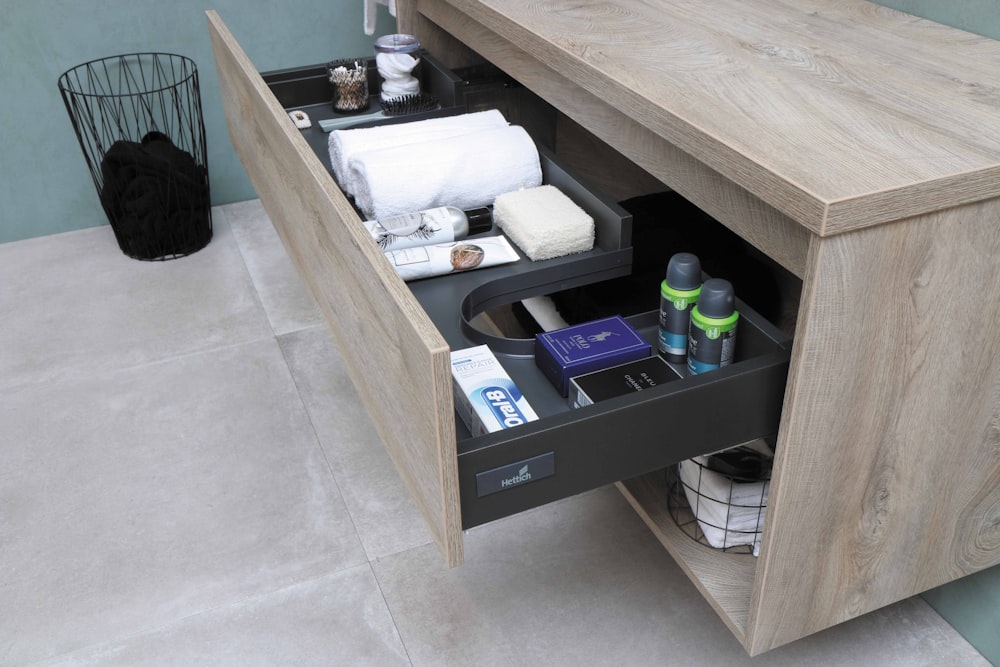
xmin=349 ymin=124 xmax=543 ymax=220
xmin=328 ymin=110 xmax=509 ymax=197
xmin=363 ymin=0 xmax=397 ymax=36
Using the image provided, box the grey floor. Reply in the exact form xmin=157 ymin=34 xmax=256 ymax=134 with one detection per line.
xmin=0 ymin=200 xmax=989 ymax=667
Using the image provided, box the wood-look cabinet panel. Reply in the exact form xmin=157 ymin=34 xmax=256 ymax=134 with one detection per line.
xmin=749 ymin=198 xmax=1000 ymax=652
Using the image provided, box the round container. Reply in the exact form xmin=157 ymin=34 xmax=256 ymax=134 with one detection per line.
xmin=658 ymin=252 xmax=702 ymax=362
xmin=687 ymin=278 xmax=740 ymax=374
xmin=374 ymin=34 xmax=421 ymax=102
xmin=327 ymin=59 xmax=370 ymax=112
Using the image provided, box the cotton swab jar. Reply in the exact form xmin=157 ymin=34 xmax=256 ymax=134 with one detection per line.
xmin=374 ymin=34 xmax=421 ymax=102
xmin=327 ymin=60 xmax=370 ymax=112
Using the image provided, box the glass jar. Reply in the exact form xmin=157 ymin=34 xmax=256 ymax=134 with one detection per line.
xmin=373 ymin=34 xmax=421 ymax=102
xmin=327 ymin=60 xmax=369 ymax=112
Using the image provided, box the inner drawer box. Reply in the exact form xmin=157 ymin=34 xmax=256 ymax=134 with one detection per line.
xmin=262 ymin=57 xmax=791 ymax=528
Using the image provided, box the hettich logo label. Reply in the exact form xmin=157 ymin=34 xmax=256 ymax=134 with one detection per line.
xmin=501 ymin=465 xmax=532 ymax=488
xmin=475 ymin=452 xmax=555 ymax=498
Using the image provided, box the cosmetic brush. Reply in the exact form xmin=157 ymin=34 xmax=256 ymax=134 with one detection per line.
xmin=319 ymin=93 xmax=440 ymax=132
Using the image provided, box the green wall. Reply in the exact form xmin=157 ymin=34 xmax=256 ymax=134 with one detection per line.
xmin=870 ymin=6 xmax=1000 ymax=664
xmin=874 ymin=0 xmax=1000 ymax=39
xmin=0 ymin=0 xmax=397 ymax=243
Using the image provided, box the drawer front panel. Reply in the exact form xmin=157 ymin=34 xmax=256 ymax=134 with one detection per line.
xmin=206 ymin=11 xmax=464 ymax=566
xmin=456 ymin=308 xmax=790 ymax=528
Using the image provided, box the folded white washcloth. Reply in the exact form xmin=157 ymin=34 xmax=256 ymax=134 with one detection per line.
xmin=678 ymin=456 xmax=769 ymax=551
xmin=349 ymin=124 xmax=543 ymax=220
xmin=492 ymin=185 xmax=595 ymax=260
xmin=328 ymin=110 xmax=509 ymax=197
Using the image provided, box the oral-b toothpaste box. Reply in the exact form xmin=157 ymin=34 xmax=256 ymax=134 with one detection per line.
xmin=535 ymin=315 xmax=652 ymax=396
xmin=451 ymin=345 xmax=539 ymax=436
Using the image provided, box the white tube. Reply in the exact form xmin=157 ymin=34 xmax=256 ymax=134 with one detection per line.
xmin=384 ymin=235 xmax=520 ymax=281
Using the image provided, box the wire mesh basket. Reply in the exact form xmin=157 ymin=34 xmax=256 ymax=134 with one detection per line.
xmin=58 ymin=53 xmax=212 ymax=260
xmin=666 ymin=443 xmax=772 ymax=555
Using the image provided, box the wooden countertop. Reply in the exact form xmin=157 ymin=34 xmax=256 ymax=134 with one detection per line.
xmin=428 ymin=0 xmax=1000 ymax=236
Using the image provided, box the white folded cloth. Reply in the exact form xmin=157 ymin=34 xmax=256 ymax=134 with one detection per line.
xmin=375 ymin=51 xmax=421 ymax=101
xmin=678 ymin=454 xmax=769 ymax=552
xmin=521 ymin=295 xmax=569 ymax=332
xmin=363 ymin=0 xmax=396 ymax=36
xmin=493 ymin=185 xmax=595 ymax=260
xmin=327 ymin=110 xmax=509 ymax=197
xmin=349 ymin=124 xmax=543 ymax=220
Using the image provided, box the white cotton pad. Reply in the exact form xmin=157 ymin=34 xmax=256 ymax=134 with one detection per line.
xmin=492 ymin=185 xmax=595 ymax=261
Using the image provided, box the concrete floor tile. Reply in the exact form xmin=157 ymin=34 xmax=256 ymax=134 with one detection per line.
xmin=0 ymin=213 xmax=272 ymax=390
xmin=279 ymin=327 xmax=434 ymax=562
xmin=0 ymin=339 xmax=366 ymax=665
xmin=38 ymin=565 xmax=410 ymax=667
xmin=372 ymin=487 xmax=988 ymax=667
xmin=224 ymin=199 xmax=323 ymax=336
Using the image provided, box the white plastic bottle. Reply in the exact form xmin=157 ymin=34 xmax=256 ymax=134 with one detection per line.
xmin=364 ymin=206 xmax=492 ymax=251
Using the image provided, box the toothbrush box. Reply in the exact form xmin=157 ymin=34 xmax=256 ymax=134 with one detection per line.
xmin=534 ymin=315 xmax=652 ymax=396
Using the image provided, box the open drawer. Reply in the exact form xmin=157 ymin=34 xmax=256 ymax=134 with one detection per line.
xmin=207 ymin=11 xmax=791 ymax=567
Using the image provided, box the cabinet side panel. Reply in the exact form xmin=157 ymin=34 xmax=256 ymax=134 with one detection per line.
xmin=749 ymin=199 xmax=1000 ymax=653
xmin=206 ymin=11 xmax=463 ymax=566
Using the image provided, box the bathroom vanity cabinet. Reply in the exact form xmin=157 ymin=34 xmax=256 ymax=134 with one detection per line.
xmin=207 ymin=0 xmax=1000 ymax=654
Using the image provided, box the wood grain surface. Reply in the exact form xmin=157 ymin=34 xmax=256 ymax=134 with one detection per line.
xmin=750 ymin=197 xmax=1000 ymax=652
xmin=412 ymin=0 xmax=1000 ymax=237
xmin=207 ymin=11 xmax=464 ymax=567
xmin=618 ymin=474 xmax=759 ymax=642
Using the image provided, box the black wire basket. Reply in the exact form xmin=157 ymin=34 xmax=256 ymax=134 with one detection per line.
xmin=58 ymin=53 xmax=212 ymax=260
xmin=666 ymin=444 xmax=772 ymax=555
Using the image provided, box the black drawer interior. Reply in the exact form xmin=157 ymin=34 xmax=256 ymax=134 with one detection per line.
xmin=261 ymin=57 xmax=792 ymax=529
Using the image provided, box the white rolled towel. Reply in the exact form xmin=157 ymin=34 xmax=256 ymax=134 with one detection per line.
xmin=349 ymin=124 xmax=543 ymax=220
xmin=327 ymin=110 xmax=509 ymax=197
xmin=678 ymin=456 xmax=769 ymax=551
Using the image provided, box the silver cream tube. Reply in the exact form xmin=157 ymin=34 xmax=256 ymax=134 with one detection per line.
xmin=385 ymin=235 xmax=519 ymax=281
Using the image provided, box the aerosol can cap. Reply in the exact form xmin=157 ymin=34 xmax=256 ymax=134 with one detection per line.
xmin=465 ymin=207 xmax=494 ymax=235
xmin=697 ymin=278 xmax=736 ymax=318
xmin=666 ymin=252 xmax=701 ymax=290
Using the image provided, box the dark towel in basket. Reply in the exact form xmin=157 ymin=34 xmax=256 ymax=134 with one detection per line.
xmin=99 ymin=131 xmax=210 ymax=258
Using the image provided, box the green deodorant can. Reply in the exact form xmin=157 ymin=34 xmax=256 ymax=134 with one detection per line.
xmin=657 ymin=252 xmax=702 ymax=362
xmin=687 ymin=278 xmax=739 ymax=375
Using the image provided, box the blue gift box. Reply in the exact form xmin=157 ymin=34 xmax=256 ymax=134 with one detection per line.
xmin=534 ymin=315 xmax=652 ymax=396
